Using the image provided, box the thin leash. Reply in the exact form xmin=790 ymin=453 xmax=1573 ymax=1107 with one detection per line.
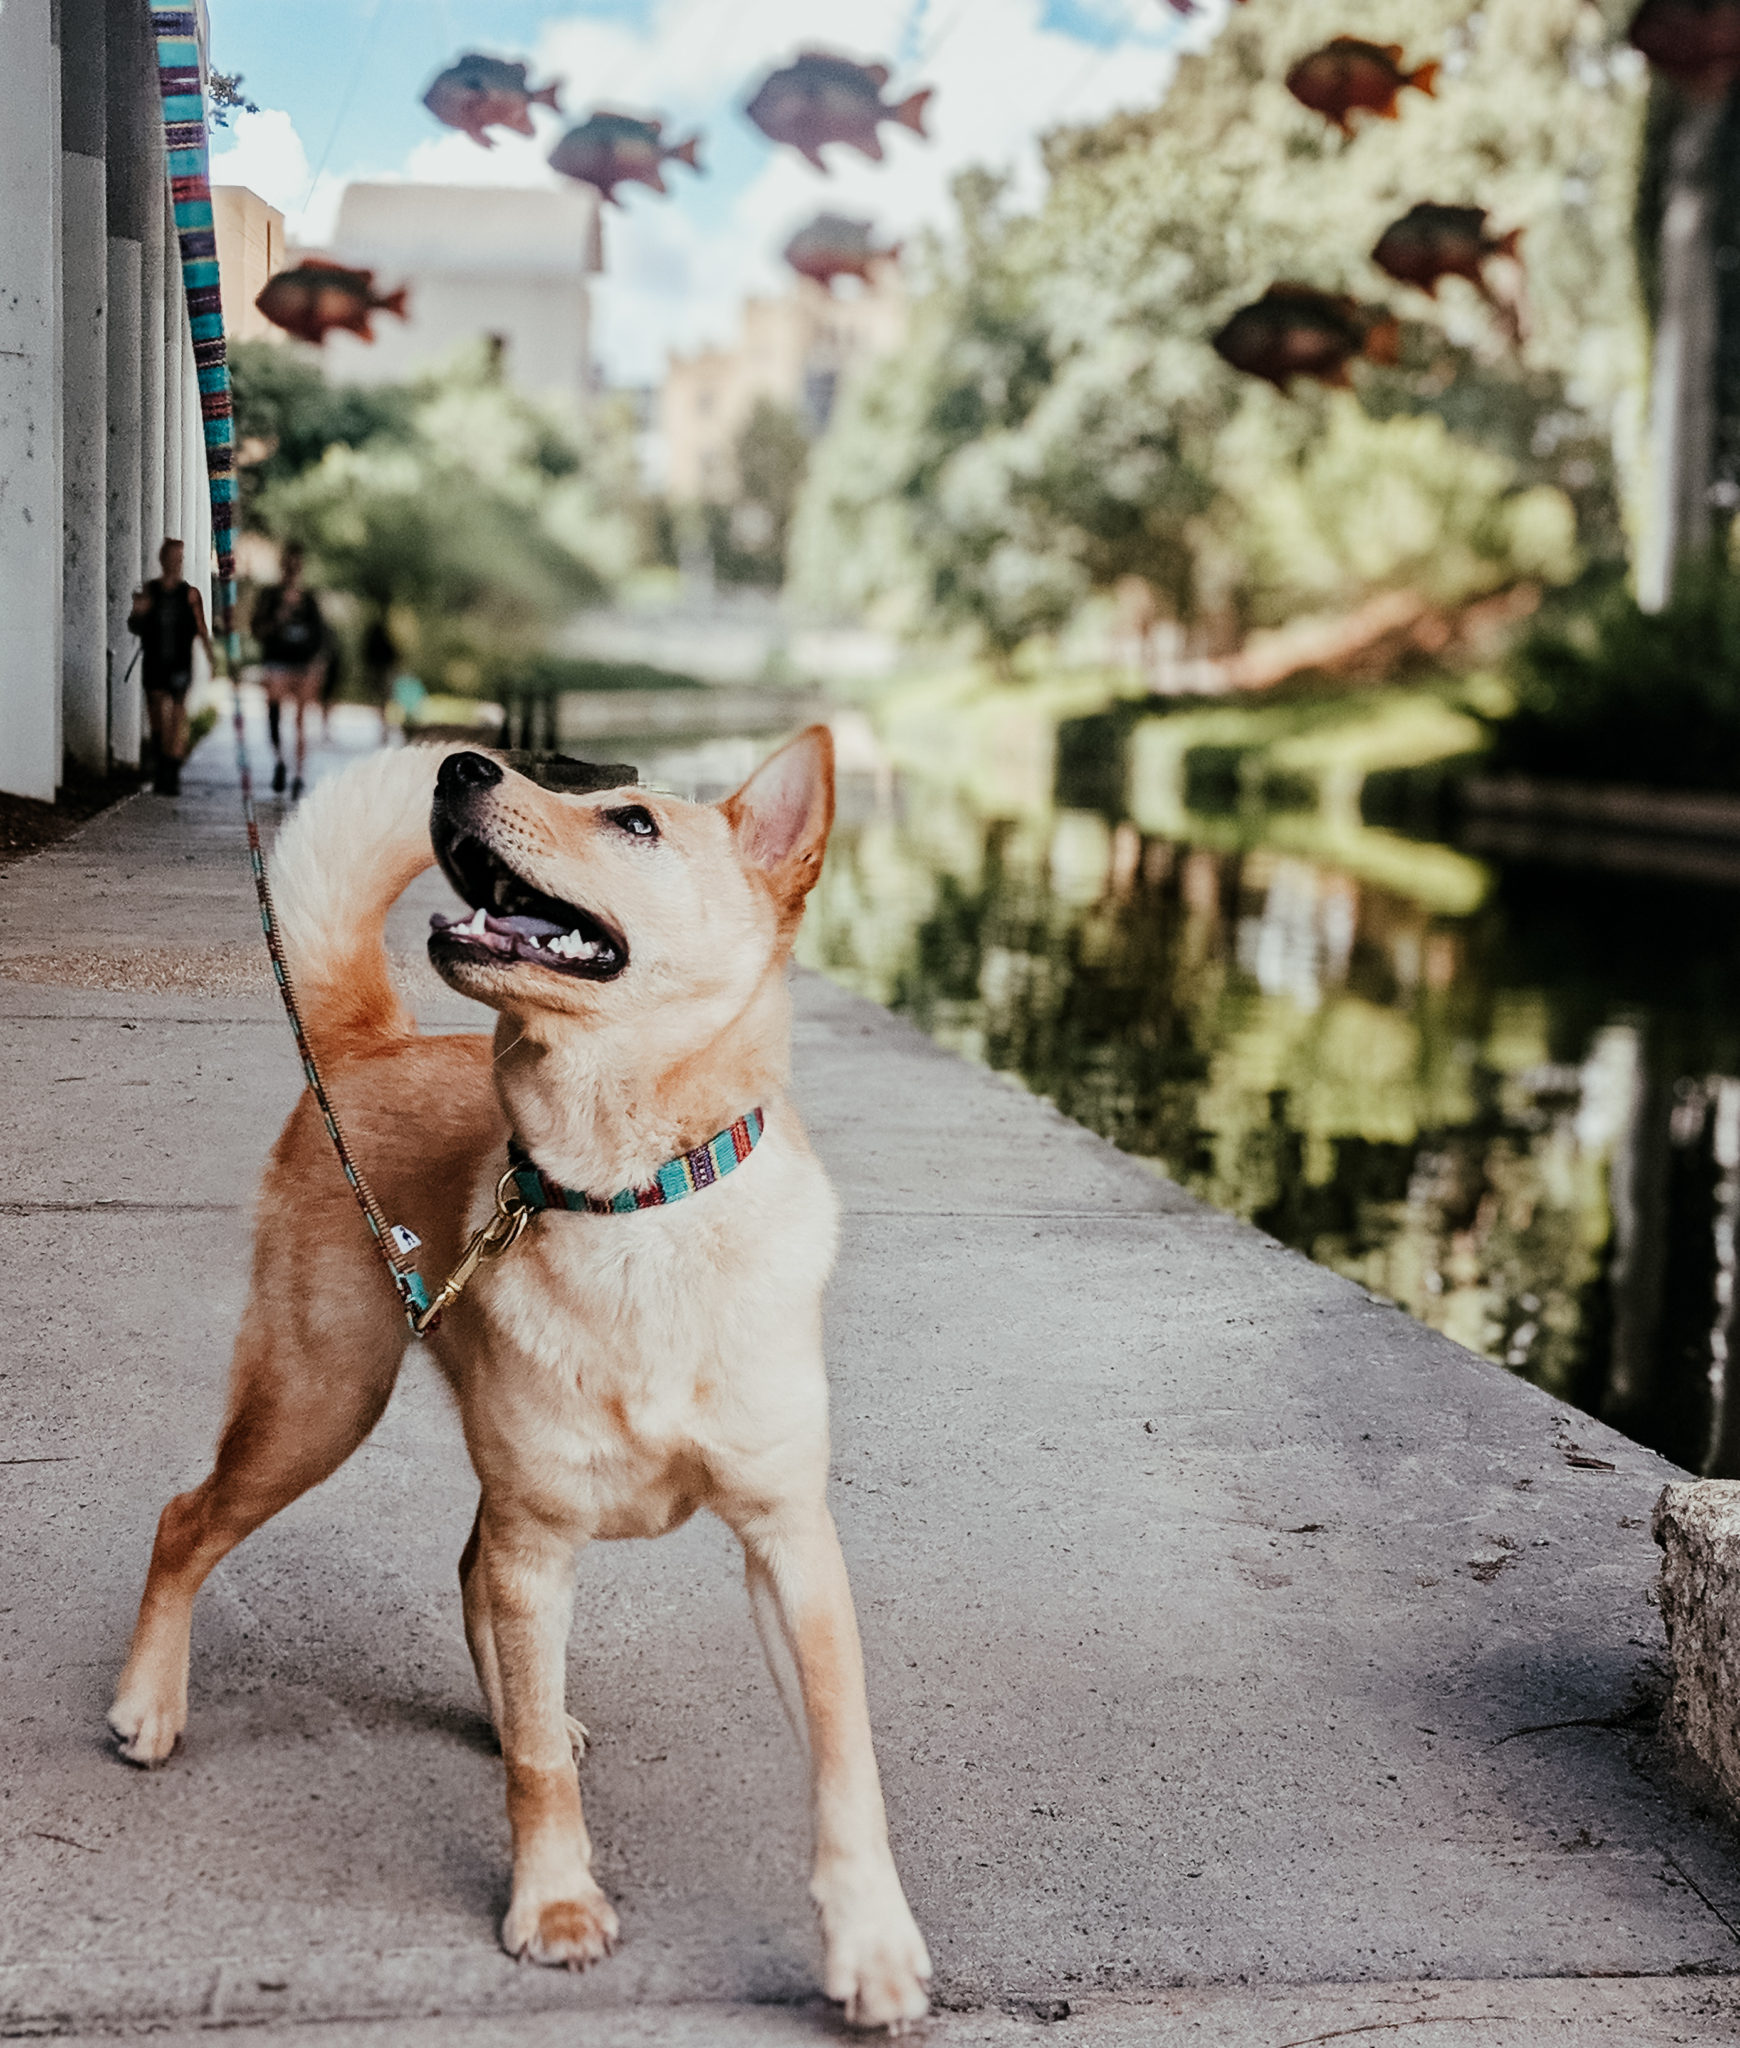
xmin=225 ymin=690 xmax=448 ymax=1330
xmin=153 ymin=4 xmax=524 ymax=1337
xmin=152 ymin=16 xmax=748 ymax=1340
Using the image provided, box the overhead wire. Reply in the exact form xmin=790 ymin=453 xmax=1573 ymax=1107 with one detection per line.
xmin=297 ymin=0 xmax=390 ymax=217
xmin=919 ymin=0 xmax=978 ymax=65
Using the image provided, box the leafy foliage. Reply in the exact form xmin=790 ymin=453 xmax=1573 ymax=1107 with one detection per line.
xmin=230 ymin=341 xmax=415 ymax=512
xmin=1489 ymin=567 xmax=1740 ymax=792
xmin=207 ymin=70 xmax=259 ymax=129
xmin=793 ymin=0 xmax=1647 ymax=659
xmin=233 ymin=344 xmax=645 ymax=694
xmin=683 ymin=400 xmax=814 ymax=588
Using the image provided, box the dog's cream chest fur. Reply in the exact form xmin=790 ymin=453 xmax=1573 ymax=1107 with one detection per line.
xmin=440 ymin=1122 xmax=841 ymax=1543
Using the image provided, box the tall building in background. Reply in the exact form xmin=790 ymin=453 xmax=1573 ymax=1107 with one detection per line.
xmin=661 ymin=271 xmax=907 ymax=503
xmin=306 ymin=182 xmax=602 ymax=406
xmin=210 ymin=185 xmax=285 ymax=343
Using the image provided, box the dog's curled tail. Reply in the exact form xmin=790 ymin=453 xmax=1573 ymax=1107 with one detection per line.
xmin=266 ymin=743 xmax=456 ymax=1059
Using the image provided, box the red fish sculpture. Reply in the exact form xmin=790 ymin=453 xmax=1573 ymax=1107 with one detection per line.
xmin=1213 ymin=284 xmax=1401 ymax=392
xmin=1285 ymin=37 xmax=1439 ymax=135
xmin=746 ymin=51 xmax=932 ymax=171
xmin=1629 ymin=0 xmax=1740 ymax=98
xmin=783 ymin=214 xmax=900 ymax=290
xmin=548 ymin=112 xmax=702 ymax=205
xmin=255 ymin=261 xmax=409 ymax=346
xmin=422 ymin=53 xmax=562 ymax=149
xmin=1372 ymin=204 xmax=1522 ymax=299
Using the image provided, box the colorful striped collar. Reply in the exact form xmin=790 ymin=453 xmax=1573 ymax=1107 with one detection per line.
xmin=507 ymin=1109 xmax=766 ymax=1217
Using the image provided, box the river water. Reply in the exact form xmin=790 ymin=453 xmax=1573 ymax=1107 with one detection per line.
xmin=590 ymin=689 xmax=1740 ymax=1480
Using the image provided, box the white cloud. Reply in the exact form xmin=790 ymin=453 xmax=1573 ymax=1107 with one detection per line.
xmin=401 ymin=126 xmax=564 ymax=191
xmin=210 ymin=107 xmax=311 ymax=213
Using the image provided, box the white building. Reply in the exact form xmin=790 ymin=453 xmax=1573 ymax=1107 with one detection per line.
xmin=211 ymin=184 xmax=287 ymax=345
xmin=1 ymin=0 xmax=215 ymax=801
xmin=313 ymin=182 xmax=602 ymax=406
xmin=661 ymin=271 xmax=908 ymax=505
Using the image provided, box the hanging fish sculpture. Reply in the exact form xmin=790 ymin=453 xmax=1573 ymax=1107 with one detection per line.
xmin=548 ymin=112 xmax=702 ymax=205
xmin=1372 ymin=202 xmax=1524 ymax=340
xmin=1629 ymin=0 xmax=1740 ymax=99
xmin=255 ymin=261 xmax=410 ymax=346
xmin=1285 ymin=37 xmax=1439 ymax=136
xmin=1164 ymin=0 xmax=1248 ymax=14
xmin=783 ymin=214 xmax=900 ymax=290
xmin=422 ymin=53 xmax=562 ymax=149
xmin=1212 ymin=284 xmax=1401 ymax=392
xmin=746 ymin=51 xmax=933 ymax=171
xmin=1372 ymin=204 xmax=1522 ymax=296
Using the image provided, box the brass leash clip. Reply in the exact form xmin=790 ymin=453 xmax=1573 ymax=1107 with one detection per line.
xmin=412 ymin=1169 xmax=534 ymax=1337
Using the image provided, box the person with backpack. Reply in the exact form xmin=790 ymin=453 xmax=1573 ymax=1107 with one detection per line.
xmin=128 ymin=538 xmax=215 ymax=797
xmin=251 ymin=543 xmax=328 ymax=799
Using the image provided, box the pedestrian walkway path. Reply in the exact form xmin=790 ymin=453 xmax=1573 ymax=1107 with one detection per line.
xmin=3 ymin=718 xmax=1739 ymax=2043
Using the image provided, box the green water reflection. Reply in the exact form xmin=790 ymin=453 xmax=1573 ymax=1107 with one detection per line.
xmin=788 ymin=703 xmax=1740 ymax=1479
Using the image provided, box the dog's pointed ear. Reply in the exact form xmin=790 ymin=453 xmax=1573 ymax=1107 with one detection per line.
xmin=721 ymin=725 xmax=835 ymax=921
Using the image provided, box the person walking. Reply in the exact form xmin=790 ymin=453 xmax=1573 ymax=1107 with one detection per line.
xmin=251 ymin=543 xmax=328 ymax=799
xmin=362 ymin=612 xmax=397 ymax=743
xmin=128 ymin=538 xmax=214 ymax=797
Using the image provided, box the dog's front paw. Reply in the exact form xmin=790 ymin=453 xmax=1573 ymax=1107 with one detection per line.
xmin=106 ymin=1687 xmax=185 ymax=1768
xmin=501 ymin=1884 xmax=619 ymax=1969
xmin=818 ymin=1880 xmax=932 ymax=2032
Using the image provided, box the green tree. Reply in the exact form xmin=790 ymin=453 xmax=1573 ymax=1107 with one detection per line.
xmin=793 ymin=0 xmax=1648 ymax=661
xmin=703 ymin=398 xmax=812 ymax=587
xmin=229 ymin=339 xmax=416 ymax=520
xmin=247 ymin=346 xmax=646 ymax=692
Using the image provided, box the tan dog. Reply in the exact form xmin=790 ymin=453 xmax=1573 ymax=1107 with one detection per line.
xmin=106 ymin=733 xmax=932 ymax=2030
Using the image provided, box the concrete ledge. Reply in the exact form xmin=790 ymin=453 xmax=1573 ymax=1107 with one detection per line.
xmin=29 ymin=1978 xmax=1740 ymax=2048
xmin=1464 ymin=774 xmax=1740 ymax=842
xmin=1655 ymin=1481 xmax=1740 ymax=1807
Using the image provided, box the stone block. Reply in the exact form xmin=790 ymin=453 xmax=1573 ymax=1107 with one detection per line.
xmin=1654 ymin=1480 xmax=1740 ymax=1805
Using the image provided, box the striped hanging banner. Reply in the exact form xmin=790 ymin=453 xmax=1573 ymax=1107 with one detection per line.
xmin=149 ymin=4 xmax=239 ymax=662
xmin=143 ymin=7 xmax=438 ymax=1331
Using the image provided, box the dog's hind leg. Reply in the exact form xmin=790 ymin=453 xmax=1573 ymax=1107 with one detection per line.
xmin=107 ymin=1284 xmax=405 ymax=1767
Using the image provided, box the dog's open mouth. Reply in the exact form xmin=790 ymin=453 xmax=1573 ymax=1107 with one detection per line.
xmin=429 ymin=833 xmax=627 ymax=981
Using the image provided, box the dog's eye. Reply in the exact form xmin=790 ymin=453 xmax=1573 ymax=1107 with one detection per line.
xmin=605 ymin=804 xmax=659 ymax=840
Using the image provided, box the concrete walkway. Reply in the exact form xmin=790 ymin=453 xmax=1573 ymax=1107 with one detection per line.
xmin=4 ymin=715 xmax=1740 ymax=2045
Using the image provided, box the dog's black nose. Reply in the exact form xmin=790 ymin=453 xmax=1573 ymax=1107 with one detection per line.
xmin=438 ymin=751 xmax=502 ymax=799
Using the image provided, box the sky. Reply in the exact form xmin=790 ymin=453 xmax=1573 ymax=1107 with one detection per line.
xmin=206 ymin=0 xmax=1227 ymax=384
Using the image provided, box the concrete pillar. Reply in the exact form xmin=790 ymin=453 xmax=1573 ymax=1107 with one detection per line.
xmin=104 ymin=0 xmax=147 ymax=767
xmin=0 ymin=0 xmax=65 ymax=801
xmin=139 ymin=135 xmax=167 ymax=573
xmin=48 ymin=0 xmax=66 ymax=776
xmin=105 ymin=235 xmax=143 ymax=767
xmin=59 ymin=0 xmax=107 ymax=772
xmin=1639 ymin=96 xmax=1724 ymax=614
xmin=162 ymin=187 xmax=183 ymax=552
